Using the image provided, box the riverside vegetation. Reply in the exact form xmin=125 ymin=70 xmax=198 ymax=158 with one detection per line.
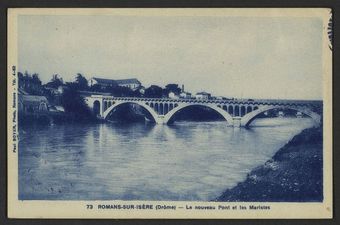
xmin=216 ymin=126 xmax=323 ymax=202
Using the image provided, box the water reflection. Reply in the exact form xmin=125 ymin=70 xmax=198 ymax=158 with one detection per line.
xmin=19 ymin=118 xmax=314 ymax=200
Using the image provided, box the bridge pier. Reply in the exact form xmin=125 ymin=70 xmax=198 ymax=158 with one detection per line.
xmin=232 ymin=117 xmax=242 ymax=127
xmin=155 ymin=115 xmax=166 ymax=124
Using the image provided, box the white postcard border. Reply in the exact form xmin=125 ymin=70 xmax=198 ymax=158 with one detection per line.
xmin=7 ymin=8 xmax=333 ymax=219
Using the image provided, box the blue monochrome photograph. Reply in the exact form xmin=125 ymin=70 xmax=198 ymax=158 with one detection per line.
xmin=15 ymin=10 xmax=329 ymax=204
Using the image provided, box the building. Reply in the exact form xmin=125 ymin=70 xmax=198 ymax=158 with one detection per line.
xmin=168 ymin=91 xmax=179 ymax=99
xmin=18 ymin=94 xmax=49 ymax=114
xmin=90 ymin=77 xmax=141 ymax=90
xmin=89 ymin=77 xmax=117 ymax=88
xmin=195 ymin=91 xmax=211 ymax=100
xmin=44 ymin=85 xmax=67 ymax=95
xmin=115 ymin=79 xmax=141 ymax=90
xmin=137 ymin=86 xmax=146 ymax=95
xmin=215 ymin=96 xmax=229 ymax=100
xmin=43 ymin=84 xmax=68 ymax=105
xmin=179 ymin=92 xmax=192 ymax=99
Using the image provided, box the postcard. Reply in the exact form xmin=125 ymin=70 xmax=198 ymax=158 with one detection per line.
xmin=7 ymin=8 xmax=332 ymax=218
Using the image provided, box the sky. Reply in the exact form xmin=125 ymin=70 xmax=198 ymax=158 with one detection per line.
xmin=18 ymin=15 xmax=324 ymax=100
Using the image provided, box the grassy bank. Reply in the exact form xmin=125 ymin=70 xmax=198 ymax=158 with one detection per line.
xmin=216 ymin=126 xmax=323 ymax=202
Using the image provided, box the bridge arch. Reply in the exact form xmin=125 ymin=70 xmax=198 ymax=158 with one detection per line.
xmin=241 ymin=106 xmax=246 ymax=116
xmin=235 ymin=105 xmax=240 ymax=116
xmin=159 ymin=103 xmax=164 ymax=115
xmin=154 ymin=103 xmax=158 ymax=113
xmin=241 ymin=105 xmax=321 ymax=127
xmin=103 ymin=101 xmax=160 ymax=123
xmin=164 ymin=104 xmax=169 ymax=114
xmin=228 ymin=105 xmax=234 ymax=115
xmin=246 ymin=106 xmax=252 ymax=113
xmin=103 ymin=101 xmax=107 ymax=111
xmin=163 ymin=103 xmax=233 ymax=125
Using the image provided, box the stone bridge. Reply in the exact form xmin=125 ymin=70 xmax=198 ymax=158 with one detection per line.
xmin=85 ymin=95 xmax=322 ymax=127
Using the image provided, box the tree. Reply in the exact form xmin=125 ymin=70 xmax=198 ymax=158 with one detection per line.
xmin=132 ymin=89 xmax=143 ymax=97
xmin=89 ymin=84 xmax=103 ymax=92
xmin=18 ymin=72 xmax=23 ymax=79
xmin=61 ymin=86 xmax=93 ymax=121
xmin=75 ymin=73 xmax=88 ymax=90
xmin=165 ymin=84 xmax=181 ymax=95
xmin=32 ymin=73 xmax=41 ymax=82
xmin=105 ymin=85 xmax=134 ymax=97
xmin=144 ymin=85 xmax=164 ymax=98
xmin=45 ymin=74 xmax=63 ymax=88
xmin=18 ymin=71 xmax=43 ymax=95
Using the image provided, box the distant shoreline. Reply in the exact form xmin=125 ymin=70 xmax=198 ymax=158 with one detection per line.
xmin=216 ymin=126 xmax=323 ymax=202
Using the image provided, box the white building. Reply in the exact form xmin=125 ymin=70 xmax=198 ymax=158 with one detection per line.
xmin=138 ymin=86 xmax=146 ymax=95
xmin=168 ymin=91 xmax=179 ymax=99
xmin=180 ymin=92 xmax=192 ymax=99
xmin=195 ymin=91 xmax=211 ymax=100
xmin=115 ymin=78 xmax=141 ymax=90
xmin=90 ymin=77 xmax=141 ymax=90
xmin=215 ymin=96 xmax=228 ymax=100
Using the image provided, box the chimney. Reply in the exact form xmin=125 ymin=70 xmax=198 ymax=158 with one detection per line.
xmin=182 ymin=84 xmax=184 ymax=92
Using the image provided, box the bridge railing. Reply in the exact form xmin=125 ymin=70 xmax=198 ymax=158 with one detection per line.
xmin=92 ymin=95 xmax=322 ymax=107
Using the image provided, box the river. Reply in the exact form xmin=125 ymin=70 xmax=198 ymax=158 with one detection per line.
xmin=19 ymin=117 xmax=314 ymax=201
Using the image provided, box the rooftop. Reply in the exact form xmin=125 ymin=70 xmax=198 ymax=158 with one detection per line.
xmin=196 ymin=91 xmax=211 ymax=95
xmin=115 ymin=78 xmax=141 ymax=85
xmin=18 ymin=88 xmax=29 ymax=95
xmin=20 ymin=95 xmax=48 ymax=102
xmin=92 ymin=77 xmax=141 ymax=85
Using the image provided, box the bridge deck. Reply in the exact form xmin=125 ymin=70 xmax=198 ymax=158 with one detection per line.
xmin=90 ymin=95 xmax=322 ymax=106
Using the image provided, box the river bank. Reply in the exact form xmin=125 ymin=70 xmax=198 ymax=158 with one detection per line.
xmin=18 ymin=111 xmax=100 ymax=126
xmin=216 ymin=126 xmax=323 ymax=202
